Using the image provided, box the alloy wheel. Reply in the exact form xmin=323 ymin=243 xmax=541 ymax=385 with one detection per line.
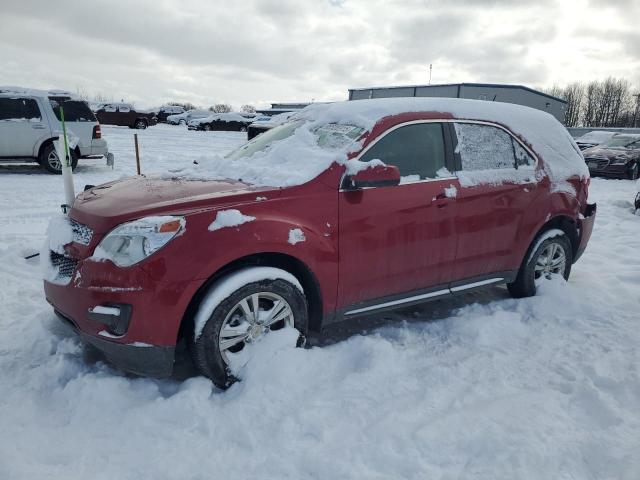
xmin=47 ymin=150 xmax=62 ymax=172
xmin=218 ymin=292 xmax=294 ymax=364
xmin=534 ymin=242 xmax=566 ymax=285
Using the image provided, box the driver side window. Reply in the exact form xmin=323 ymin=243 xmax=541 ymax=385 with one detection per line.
xmin=360 ymin=123 xmax=446 ymax=181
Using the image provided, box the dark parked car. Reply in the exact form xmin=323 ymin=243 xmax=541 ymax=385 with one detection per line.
xmin=583 ymin=134 xmax=640 ymax=179
xmin=43 ymin=98 xmax=595 ymax=389
xmin=188 ymin=112 xmax=255 ymax=131
xmin=95 ymin=103 xmax=157 ymax=129
xmin=156 ymin=105 xmax=185 ymax=123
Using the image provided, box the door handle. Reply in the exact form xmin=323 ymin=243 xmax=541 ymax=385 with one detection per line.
xmin=32 ymin=124 xmax=46 ymax=129
xmin=431 ymin=192 xmax=450 ymax=208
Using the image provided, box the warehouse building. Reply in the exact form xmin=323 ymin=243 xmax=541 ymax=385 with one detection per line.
xmin=348 ymin=83 xmax=568 ymax=122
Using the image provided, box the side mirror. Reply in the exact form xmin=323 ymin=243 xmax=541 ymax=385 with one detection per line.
xmin=345 ymin=164 xmax=401 ymax=189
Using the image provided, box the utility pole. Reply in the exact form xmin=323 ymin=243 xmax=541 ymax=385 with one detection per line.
xmin=428 ymin=64 xmax=432 ymax=85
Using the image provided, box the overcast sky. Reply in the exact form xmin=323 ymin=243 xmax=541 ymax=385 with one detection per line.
xmin=1 ymin=0 xmax=638 ymax=109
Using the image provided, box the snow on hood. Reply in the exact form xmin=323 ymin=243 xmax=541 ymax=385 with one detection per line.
xmin=161 ymin=98 xmax=588 ymax=190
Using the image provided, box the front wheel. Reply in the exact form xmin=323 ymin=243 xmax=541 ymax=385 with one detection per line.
xmin=134 ymin=119 xmax=147 ymax=129
xmin=507 ymin=231 xmax=573 ymax=298
xmin=190 ymin=269 xmax=308 ymax=389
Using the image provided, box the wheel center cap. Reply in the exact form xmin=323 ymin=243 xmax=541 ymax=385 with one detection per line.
xmin=249 ymin=324 xmax=264 ymax=338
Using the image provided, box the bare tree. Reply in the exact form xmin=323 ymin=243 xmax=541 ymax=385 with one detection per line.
xmin=240 ymin=104 xmax=256 ymax=114
xmin=561 ymin=83 xmax=584 ymax=127
xmin=210 ymin=103 xmax=232 ymax=113
xmin=75 ymin=85 xmax=89 ymax=101
xmin=93 ymin=92 xmax=113 ymax=103
xmin=167 ymin=101 xmax=197 ymax=111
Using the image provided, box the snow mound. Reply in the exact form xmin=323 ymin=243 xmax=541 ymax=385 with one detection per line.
xmin=208 ymin=209 xmax=255 ymax=232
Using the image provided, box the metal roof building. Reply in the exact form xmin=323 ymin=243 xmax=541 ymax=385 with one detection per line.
xmin=348 ymin=83 xmax=568 ymax=122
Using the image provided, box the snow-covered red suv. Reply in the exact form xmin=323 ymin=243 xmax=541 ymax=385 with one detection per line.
xmin=43 ymin=98 xmax=596 ymax=388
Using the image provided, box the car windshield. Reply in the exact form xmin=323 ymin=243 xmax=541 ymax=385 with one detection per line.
xmin=601 ymin=136 xmax=640 ymax=149
xmin=225 ymin=121 xmax=364 ymax=161
xmin=49 ymin=98 xmax=97 ymax=122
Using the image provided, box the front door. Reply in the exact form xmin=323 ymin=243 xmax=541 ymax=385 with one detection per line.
xmin=337 ymin=122 xmax=459 ymax=309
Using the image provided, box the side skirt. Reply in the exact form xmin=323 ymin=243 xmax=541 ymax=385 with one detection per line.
xmin=327 ymin=271 xmax=518 ymax=325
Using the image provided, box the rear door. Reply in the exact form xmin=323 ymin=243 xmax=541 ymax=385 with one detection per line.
xmin=338 ymin=121 xmax=459 ymax=309
xmin=0 ymin=97 xmax=48 ymax=157
xmin=448 ymin=122 xmax=540 ymax=281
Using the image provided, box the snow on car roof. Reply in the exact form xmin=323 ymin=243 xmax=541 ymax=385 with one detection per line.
xmin=165 ymin=98 xmax=588 ymax=191
xmin=0 ymin=86 xmax=78 ymax=99
xmin=575 ymin=131 xmax=617 ymax=143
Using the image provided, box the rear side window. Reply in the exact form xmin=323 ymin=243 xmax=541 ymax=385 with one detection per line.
xmin=49 ymin=98 xmax=96 ymax=122
xmin=119 ymin=105 xmax=131 ymax=113
xmin=103 ymin=104 xmax=117 ymax=112
xmin=0 ymin=98 xmax=41 ymax=121
xmin=454 ymin=123 xmax=534 ymax=170
xmin=360 ymin=123 xmax=446 ymax=179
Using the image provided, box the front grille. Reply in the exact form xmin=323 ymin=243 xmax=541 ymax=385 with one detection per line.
xmin=585 ymin=158 xmax=609 ymax=170
xmin=69 ymin=218 xmax=93 ymax=245
xmin=50 ymin=251 xmax=79 ymax=278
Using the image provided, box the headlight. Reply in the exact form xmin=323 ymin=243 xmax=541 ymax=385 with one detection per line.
xmin=93 ymin=216 xmax=185 ymax=267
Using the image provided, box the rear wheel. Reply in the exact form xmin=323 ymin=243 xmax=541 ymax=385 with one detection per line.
xmin=134 ymin=119 xmax=147 ymax=129
xmin=39 ymin=143 xmax=78 ymax=174
xmin=507 ymin=231 xmax=572 ymax=298
xmin=190 ymin=270 xmax=307 ymax=389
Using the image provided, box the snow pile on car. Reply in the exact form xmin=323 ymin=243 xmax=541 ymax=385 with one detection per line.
xmin=208 ymin=209 xmax=255 ymax=231
xmin=165 ymin=98 xmax=586 ymax=192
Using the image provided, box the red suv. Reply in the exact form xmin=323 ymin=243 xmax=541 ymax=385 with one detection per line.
xmin=43 ymin=98 xmax=596 ymax=388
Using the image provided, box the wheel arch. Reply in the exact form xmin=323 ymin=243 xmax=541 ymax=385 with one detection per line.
xmin=177 ymin=252 xmax=324 ymax=344
xmin=528 ymin=214 xmax=579 ymax=263
xmin=36 ymin=139 xmax=80 ymax=161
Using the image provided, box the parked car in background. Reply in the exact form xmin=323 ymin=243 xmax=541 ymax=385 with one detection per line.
xmin=187 ymin=112 xmax=256 ymax=131
xmin=574 ymin=130 xmax=617 ymax=150
xmin=166 ymin=109 xmax=210 ymax=125
xmin=94 ymin=103 xmax=157 ymax=129
xmin=156 ymin=105 xmax=185 ymax=123
xmin=583 ymin=134 xmax=640 ymax=179
xmin=0 ymin=86 xmax=111 ymax=174
xmin=247 ymin=111 xmax=298 ymax=140
xmin=43 ymin=98 xmax=595 ymax=388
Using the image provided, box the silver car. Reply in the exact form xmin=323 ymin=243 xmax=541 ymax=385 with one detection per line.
xmin=0 ymin=87 xmax=111 ymax=173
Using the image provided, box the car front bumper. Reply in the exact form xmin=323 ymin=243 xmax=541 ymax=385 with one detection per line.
xmin=43 ymin=255 xmax=201 ymax=378
xmin=54 ymin=308 xmax=175 ymax=377
xmin=586 ymin=162 xmax=632 ymax=178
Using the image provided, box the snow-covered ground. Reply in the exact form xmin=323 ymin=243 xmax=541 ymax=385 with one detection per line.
xmin=0 ymin=124 xmax=639 ymax=479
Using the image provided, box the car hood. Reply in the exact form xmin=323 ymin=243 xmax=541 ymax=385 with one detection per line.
xmin=70 ymin=176 xmax=275 ymax=233
xmin=583 ymin=147 xmax=640 ymax=161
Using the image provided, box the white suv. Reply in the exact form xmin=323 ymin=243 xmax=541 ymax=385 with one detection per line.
xmin=0 ymin=87 xmax=111 ymax=174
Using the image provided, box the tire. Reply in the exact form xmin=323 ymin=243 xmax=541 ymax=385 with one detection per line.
xmin=628 ymin=162 xmax=639 ymax=180
xmin=190 ymin=273 xmax=308 ymax=389
xmin=134 ymin=119 xmax=147 ymax=129
xmin=507 ymin=231 xmax=573 ymax=298
xmin=240 ymin=126 xmax=247 ymax=132
xmin=39 ymin=143 xmax=78 ymax=174
xmin=203 ymin=124 xmax=211 ymax=131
